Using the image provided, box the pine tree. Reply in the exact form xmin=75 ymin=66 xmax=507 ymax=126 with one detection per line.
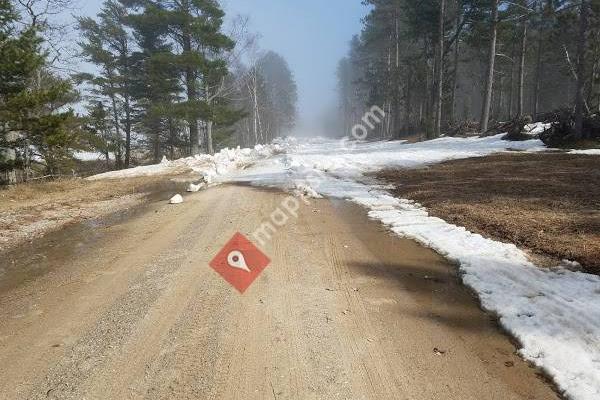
xmin=0 ymin=0 xmax=43 ymax=172
xmin=128 ymin=3 xmax=182 ymax=162
xmin=84 ymin=101 xmax=116 ymax=169
xmin=1 ymin=0 xmax=78 ymax=178
xmin=77 ymin=0 xmax=137 ymax=168
xmin=140 ymin=0 xmax=235 ymax=155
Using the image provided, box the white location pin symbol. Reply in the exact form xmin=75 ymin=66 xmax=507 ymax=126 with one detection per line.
xmin=227 ymin=250 xmax=251 ymax=272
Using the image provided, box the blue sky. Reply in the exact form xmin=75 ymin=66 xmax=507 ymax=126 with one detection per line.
xmin=70 ymin=0 xmax=368 ymax=134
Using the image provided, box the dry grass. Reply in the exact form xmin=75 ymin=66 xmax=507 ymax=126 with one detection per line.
xmin=0 ymin=175 xmax=185 ymax=252
xmin=1 ymin=176 xmax=165 ymax=212
xmin=377 ymin=153 xmax=600 ymax=274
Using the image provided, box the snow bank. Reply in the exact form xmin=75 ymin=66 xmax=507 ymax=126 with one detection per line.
xmin=87 ymin=140 xmax=293 ymax=181
xmin=228 ymin=134 xmax=599 ymax=400
xmin=230 ymin=134 xmax=547 ymax=186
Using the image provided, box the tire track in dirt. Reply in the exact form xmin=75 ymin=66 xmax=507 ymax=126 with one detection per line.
xmin=308 ymin=211 xmax=409 ymax=399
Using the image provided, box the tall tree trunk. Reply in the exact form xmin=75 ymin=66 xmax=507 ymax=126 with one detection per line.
xmin=393 ymin=11 xmax=401 ymax=139
xmin=425 ymin=41 xmax=434 ymax=139
xmin=532 ymin=0 xmax=548 ymax=120
xmin=508 ymin=42 xmax=516 ymax=119
xmin=591 ymin=59 xmax=600 ymax=113
xmin=419 ymin=98 xmax=424 ymax=129
xmin=168 ymin=118 xmax=176 ymax=160
xmin=206 ymin=121 xmax=214 ymax=155
xmin=517 ymin=13 xmax=528 ymax=117
xmin=450 ymin=5 xmax=461 ymax=125
xmin=498 ymin=75 xmax=504 ymax=119
xmin=251 ymin=71 xmax=259 ymax=145
xmin=153 ymin=123 xmax=160 ymax=163
xmin=124 ymin=94 xmax=132 ymax=167
xmin=183 ymin=29 xmax=200 ymax=155
xmin=574 ymin=0 xmax=589 ymax=139
xmin=108 ymin=83 xmax=123 ymax=169
xmin=480 ymin=0 xmax=499 ymax=133
xmin=186 ymin=73 xmax=200 ymax=154
xmin=434 ymin=0 xmax=446 ymax=138
xmin=205 ymin=83 xmax=215 ymax=155
xmin=122 ymin=42 xmax=132 ymax=168
xmin=405 ymin=66 xmax=413 ymax=134
xmin=532 ymin=34 xmax=543 ymax=119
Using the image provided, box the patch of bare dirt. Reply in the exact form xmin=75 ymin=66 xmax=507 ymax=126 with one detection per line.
xmin=377 ymin=152 xmax=600 ymax=274
xmin=0 ymin=175 xmax=190 ymax=252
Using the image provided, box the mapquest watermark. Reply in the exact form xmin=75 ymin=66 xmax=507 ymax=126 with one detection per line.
xmin=345 ymin=105 xmax=386 ymax=147
xmin=210 ymin=105 xmax=386 ymax=293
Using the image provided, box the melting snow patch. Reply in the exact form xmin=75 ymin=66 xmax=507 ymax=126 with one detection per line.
xmin=87 ymin=139 xmax=295 ymax=182
xmin=570 ymin=149 xmax=600 ymax=155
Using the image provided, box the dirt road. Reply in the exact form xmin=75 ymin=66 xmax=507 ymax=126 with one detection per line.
xmin=0 ymin=185 xmax=559 ymax=399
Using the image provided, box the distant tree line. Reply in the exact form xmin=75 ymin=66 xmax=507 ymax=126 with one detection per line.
xmin=338 ymin=0 xmax=600 ymax=140
xmin=0 ymin=0 xmax=297 ymax=183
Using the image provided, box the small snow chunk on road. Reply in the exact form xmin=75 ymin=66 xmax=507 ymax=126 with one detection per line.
xmin=187 ymin=183 xmax=204 ymax=193
xmin=293 ymin=182 xmax=322 ymax=199
xmin=169 ymin=194 xmax=183 ymax=204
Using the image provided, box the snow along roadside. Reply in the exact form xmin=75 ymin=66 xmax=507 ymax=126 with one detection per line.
xmin=265 ymin=171 xmax=600 ymax=400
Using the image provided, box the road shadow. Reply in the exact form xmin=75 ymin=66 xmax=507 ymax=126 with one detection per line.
xmin=346 ymin=260 xmax=498 ymax=333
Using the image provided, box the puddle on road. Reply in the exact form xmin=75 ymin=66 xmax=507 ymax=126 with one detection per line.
xmin=0 ymin=177 xmax=195 ymax=295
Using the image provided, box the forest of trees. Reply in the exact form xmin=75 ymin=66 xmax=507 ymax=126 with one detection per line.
xmin=3 ymin=0 xmax=599 ymax=184
xmin=338 ymin=0 xmax=600 ymax=140
xmin=0 ymin=0 xmax=297 ymax=182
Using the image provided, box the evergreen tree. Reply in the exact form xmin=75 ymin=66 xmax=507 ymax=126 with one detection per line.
xmin=77 ymin=0 xmax=137 ymax=168
xmin=0 ymin=0 xmax=43 ymax=171
xmin=128 ymin=3 xmax=183 ymax=162
xmin=83 ymin=101 xmax=117 ymax=169
xmin=1 ymin=0 xmax=78 ymax=178
xmin=138 ymin=0 xmax=235 ymax=155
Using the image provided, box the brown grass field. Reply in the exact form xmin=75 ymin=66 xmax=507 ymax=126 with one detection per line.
xmin=377 ymin=152 xmax=600 ymax=274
